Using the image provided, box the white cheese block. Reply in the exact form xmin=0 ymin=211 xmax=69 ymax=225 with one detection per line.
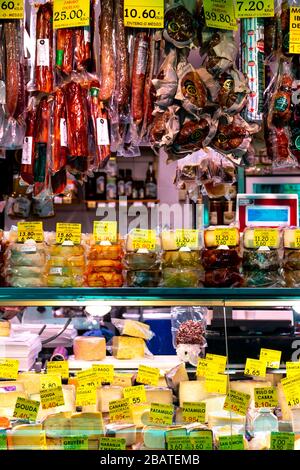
xmin=73 ymin=336 xmax=106 ymax=361
xmin=145 ymin=387 xmax=173 ymax=405
xmin=106 ymin=423 xmax=137 ymax=446
xmin=207 ymin=410 xmax=246 ymax=428
xmin=165 ymin=363 xmax=189 ymax=393
xmin=42 ymin=411 xmax=72 ymax=438
xmin=7 ymin=424 xmax=46 ymax=450
xmin=97 ymin=386 xmax=123 ymax=413
xmin=70 ymin=412 xmax=104 ymax=438
xmin=143 ymin=425 xmax=166 ymax=449
xmin=179 ymin=380 xmax=211 ymax=407
xmin=17 ymin=373 xmax=41 ymax=395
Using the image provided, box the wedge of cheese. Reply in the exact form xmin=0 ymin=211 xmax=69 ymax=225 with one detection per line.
xmin=106 ymin=423 xmax=137 ymax=446
xmin=179 ymin=380 xmax=210 ymax=407
xmin=70 ymin=412 xmax=105 ymax=438
xmin=112 ymin=336 xmax=145 ymax=359
xmin=207 ymin=410 xmax=246 ymax=428
xmin=73 ymin=336 xmax=106 ymax=361
xmin=7 ymin=424 xmax=46 ymax=450
xmin=97 ymin=386 xmax=123 ymax=413
xmin=165 ymin=363 xmax=189 ymax=393
xmin=0 ymin=391 xmax=27 ymax=418
xmin=42 ymin=411 xmax=72 ymax=438
xmin=145 ymin=387 xmax=173 ymax=405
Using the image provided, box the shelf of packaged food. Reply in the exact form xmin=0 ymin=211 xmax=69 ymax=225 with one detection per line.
xmin=0 ymin=287 xmax=300 ymax=307
xmin=85 ymin=199 xmax=159 ymax=208
xmin=68 ymin=355 xmax=182 ymax=372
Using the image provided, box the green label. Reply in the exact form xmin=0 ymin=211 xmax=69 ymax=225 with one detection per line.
xmin=295 ymin=135 xmax=300 ymax=150
xmin=167 ymin=437 xmax=192 ymax=450
xmin=90 ymin=87 xmax=99 ymax=97
xmin=99 ymin=437 xmax=126 ymax=450
xmin=63 ymin=436 xmax=88 ymax=450
xmin=270 ymin=432 xmax=295 ymax=450
xmin=274 ymin=96 xmax=288 ymax=112
xmin=190 ymin=432 xmax=213 ymax=450
xmin=0 ymin=431 xmax=7 ymax=450
xmin=219 ymin=435 xmax=244 ymax=450
xmin=56 ymin=49 xmax=64 ymax=67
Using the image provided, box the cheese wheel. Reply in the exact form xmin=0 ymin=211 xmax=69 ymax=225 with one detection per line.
xmin=112 ymin=336 xmax=145 ymax=359
xmin=7 ymin=424 xmax=46 ymax=450
xmin=73 ymin=336 xmax=106 ymax=361
xmin=179 ymin=380 xmax=211 ymax=406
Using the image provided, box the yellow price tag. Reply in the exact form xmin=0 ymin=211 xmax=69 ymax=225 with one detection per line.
xmin=235 ymin=0 xmax=274 ymax=18
xmin=136 ymin=365 xmax=159 ymax=386
xmin=281 ymin=374 xmax=300 ymax=407
xmin=290 ymin=7 xmax=300 ymax=55
xmin=254 ymin=387 xmax=278 ymax=408
xmin=219 ymin=435 xmax=244 ymax=450
xmin=47 ymin=361 xmax=69 ymax=380
xmin=190 ymin=432 xmax=213 ymax=450
xmin=203 ymin=0 xmax=237 ymax=31
xmin=175 ymin=230 xmax=199 ymax=249
xmin=212 ymin=228 xmax=239 ymax=247
xmin=109 ymin=398 xmax=133 ymax=424
xmin=131 ymin=229 xmax=156 ymax=251
xmin=92 ymin=364 xmax=114 ymax=384
xmin=124 ymin=0 xmax=164 ymax=28
xmin=196 ymin=359 xmax=210 ymax=378
xmin=0 ymin=0 xmax=24 ymax=19
xmin=244 ymin=358 xmax=266 ymax=378
xmin=182 ymin=402 xmax=206 ymax=424
xmin=13 ymin=397 xmax=40 ymax=421
xmin=286 ymin=362 xmax=300 ymax=377
xmin=149 ymin=403 xmax=174 ymax=426
xmin=76 ymin=385 xmax=97 ymax=407
xmin=40 ymin=374 xmax=61 ymax=391
xmin=53 ymin=0 xmax=90 ymax=29
xmin=76 ymin=369 xmax=100 ymax=389
xmin=204 ymin=373 xmax=228 ymax=394
xmin=167 ymin=437 xmax=192 ymax=450
xmin=99 ymin=437 xmax=126 ymax=450
xmin=40 ymin=386 xmax=65 ymax=410
xmin=56 ymin=223 xmax=81 ymax=244
xmin=123 ymin=385 xmax=146 ymax=405
xmin=259 ymin=348 xmax=281 ymax=369
xmin=17 ymin=222 xmax=43 ymax=243
xmin=63 ymin=436 xmax=88 ymax=450
xmin=223 ymin=390 xmax=251 ymax=416
xmin=0 ymin=359 xmax=19 ymax=380
xmin=253 ymin=228 xmax=279 ymax=248
xmin=93 ymin=221 xmax=117 ymax=243
xmin=206 ymin=354 xmax=227 ymax=374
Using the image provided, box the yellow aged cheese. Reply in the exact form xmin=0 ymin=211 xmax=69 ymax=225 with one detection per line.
xmin=112 ymin=373 xmax=134 ymax=388
xmin=145 ymin=387 xmax=173 ymax=405
xmin=42 ymin=411 xmax=72 ymax=438
xmin=0 ymin=321 xmax=10 ymax=337
xmin=122 ymin=320 xmax=151 ymax=340
xmin=0 ymin=391 xmax=27 ymax=418
xmin=70 ymin=412 xmax=104 ymax=438
xmin=7 ymin=424 xmax=46 ymax=450
xmin=230 ymin=380 xmax=272 ymax=407
xmin=97 ymin=386 xmax=123 ymax=413
xmin=17 ymin=373 xmax=41 ymax=395
xmin=161 ymin=231 xmax=178 ymax=251
xmin=165 ymin=363 xmax=188 ymax=393
xmin=112 ymin=336 xmax=145 ymax=359
xmin=106 ymin=423 xmax=137 ymax=446
xmin=132 ymin=403 xmax=150 ymax=427
xmin=73 ymin=336 xmax=106 ymax=361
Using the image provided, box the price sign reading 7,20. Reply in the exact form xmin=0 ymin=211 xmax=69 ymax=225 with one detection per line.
xmin=235 ymin=0 xmax=274 ymax=18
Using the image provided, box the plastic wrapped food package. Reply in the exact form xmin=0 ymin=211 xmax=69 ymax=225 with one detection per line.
xmin=47 ymin=242 xmax=85 ymax=287
xmin=162 ymin=267 xmax=202 ymax=288
xmin=204 ymin=268 xmax=244 ymax=288
xmin=162 ymin=250 xmax=201 ymax=269
xmin=201 ymin=248 xmax=241 ymax=270
xmin=111 ymin=319 xmax=154 ymax=341
xmin=4 ymin=240 xmax=47 ymax=287
xmin=85 ymin=241 xmax=124 ymax=287
xmin=243 ymin=248 xmax=280 ymax=271
xmin=283 ymin=228 xmax=300 ymax=286
xmin=124 ymin=251 xmax=159 ymax=271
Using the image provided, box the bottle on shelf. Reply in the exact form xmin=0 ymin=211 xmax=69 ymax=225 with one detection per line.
xmin=125 ymin=169 xmax=133 ymax=199
xmin=117 ymin=169 xmax=126 ymax=197
xmin=145 ymin=162 xmax=157 ymax=199
xmin=252 ymin=409 xmax=279 ymax=433
xmin=95 ymin=172 xmax=106 ymax=200
xmin=138 ymin=182 xmax=145 ymax=200
xmin=132 ymin=181 xmax=139 ymax=200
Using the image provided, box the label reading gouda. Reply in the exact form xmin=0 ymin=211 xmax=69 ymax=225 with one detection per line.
xmin=259 ymin=348 xmax=281 ymax=369
xmin=99 ymin=437 xmax=126 ymax=450
xmin=124 ymin=0 xmax=164 ymax=29
xmin=92 ymin=364 xmax=114 ymax=384
xmin=167 ymin=437 xmax=192 ymax=450
xmin=244 ymin=358 xmax=266 ymax=378
xmin=0 ymin=359 xmax=19 ymax=380
xmin=47 ymin=361 xmax=69 ymax=380
xmin=182 ymin=402 xmax=206 ymax=424
xmin=223 ymin=390 xmax=251 ymax=416
xmin=254 ymin=387 xmax=278 ymax=408
xmin=54 ymin=0 xmax=90 ymax=29
xmin=149 ymin=403 xmax=174 ymax=426
xmin=17 ymin=222 xmax=43 ymax=243
xmin=123 ymin=385 xmax=146 ymax=405
xmin=56 ymin=223 xmax=81 ymax=244
xmin=109 ymin=398 xmax=133 ymax=424
xmin=204 ymin=373 xmax=227 ymax=395
xmin=40 ymin=386 xmax=65 ymax=410
xmin=63 ymin=436 xmax=88 ymax=450
xmin=13 ymin=397 xmax=40 ymax=421
xmin=175 ymin=229 xmax=199 ymax=249
xmin=136 ymin=365 xmax=159 ymax=386
xmin=93 ymin=221 xmax=117 ymax=243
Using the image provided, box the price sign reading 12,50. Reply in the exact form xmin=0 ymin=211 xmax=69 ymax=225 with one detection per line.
xmin=53 ymin=0 xmax=90 ymax=29
xmin=124 ymin=0 xmax=164 ymax=28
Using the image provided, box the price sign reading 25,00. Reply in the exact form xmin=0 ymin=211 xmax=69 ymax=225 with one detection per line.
xmin=124 ymin=0 xmax=164 ymax=28
xmin=53 ymin=0 xmax=90 ymax=29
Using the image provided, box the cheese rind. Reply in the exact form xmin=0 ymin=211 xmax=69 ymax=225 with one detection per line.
xmin=73 ymin=336 xmax=106 ymax=361
xmin=112 ymin=336 xmax=145 ymax=359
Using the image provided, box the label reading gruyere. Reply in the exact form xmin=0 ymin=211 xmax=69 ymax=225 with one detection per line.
xmin=167 ymin=437 xmax=192 ymax=450
xmin=281 ymin=374 xmax=300 ymax=407
xmin=76 ymin=385 xmax=97 ymax=407
xmin=13 ymin=397 xmax=40 ymax=421
xmin=0 ymin=359 xmax=19 ymax=380
xmin=92 ymin=364 xmax=114 ymax=384
xmin=286 ymin=362 xmax=300 ymax=377
xmin=40 ymin=374 xmax=61 ymax=391
xmin=182 ymin=402 xmax=206 ymax=423
xmin=47 ymin=361 xmax=69 ymax=380
xmin=244 ymin=358 xmax=266 ymax=378
xmin=270 ymin=432 xmax=295 ymax=450
xmin=149 ymin=403 xmax=174 ymax=426
xmin=204 ymin=373 xmax=227 ymax=394
xmin=123 ymin=385 xmax=146 ymax=405
xmin=254 ymin=387 xmax=278 ymax=408
xmin=56 ymin=223 xmax=81 ymax=244
xmin=259 ymin=348 xmax=281 ymax=369
xmin=190 ymin=432 xmax=213 ymax=450
xmin=99 ymin=437 xmax=126 ymax=450
xmin=223 ymin=390 xmax=251 ymax=416
xmin=136 ymin=365 xmax=159 ymax=386
xmin=63 ymin=436 xmax=89 ymax=450
xmin=206 ymin=353 xmax=227 ymax=373
xmin=253 ymin=228 xmax=279 ymax=248
xmin=93 ymin=221 xmax=117 ymax=243
xmin=109 ymin=398 xmax=133 ymax=424
xmin=40 ymin=386 xmax=65 ymax=409
xmin=175 ymin=229 xmax=199 ymax=249
xmin=17 ymin=221 xmax=43 ymax=243
xmin=131 ymin=229 xmax=156 ymax=251
xmin=219 ymin=435 xmax=244 ymax=450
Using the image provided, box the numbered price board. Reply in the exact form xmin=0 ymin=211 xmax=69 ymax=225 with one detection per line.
xmin=182 ymin=402 xmax=206 ymax=424
xmin=92 ymin=364 xmax=114 ymax=384
xmin=167 ymin=437 xmax=192 ymax=451
xmin=253 ymin=228 xmax=279 ymax=248
xmin=17 ymin=221 xmax=43 ymax=243
xmin=93 ymin=221 xmax=117 ymax=243
xmin=131 ymin=229 xmax=156 ymax=251
xmin=47 ymin=361 xmax=69 ymax=380
xmin=204 ymin=372 xmax=228 ymax=394
xmin=206 ymin=353 xmax=227 ymax=373
xmin=254 ymin=387 xmax=278 ymax=408
xmin=149 ymin=403 xmax=174 ymax=426
xmin=109 ymin=398 xmax=133 ymax=424
xmin=99 ymin=437 xmax=126 ymax=451
xmin=259 ymin=348 xmax=281 ymax=369
xmin=203 ymin=0 xmax=237 ymax=31
xmin=13 ymin=397 xmax=40 ymax=421
xmin=123 ymin=385 xmax=146 ymax=405
xmin=136 ymin=365 xmax=160 ymax=386
xmin=40 ymin=374 xmax=62 ymax=391
xmin=235 ymin=0 xmax=274 ymax=18
xmin=244 ymin=358 xmax=266 ymax=378
xmin=223 ymin=390 xmax=251 ymax=416
xmin=219 ymin=435 xmax=244 ymax=450
xmin=56 ymin=223 xmax=81 ymax=244
xmin=270 ymin=432 xmax=295 ymax=451
xmin=0 ymin=358 xmax=19 ymax=380
xmin=53 ymin=0 xmax=90 ymax=29
xmin=212 ymin=227 xmax=239 ymax=247
xmin=124 ymin=0 xmax=164 ymax=29
xmin=190 ymin=432 xmax=213 ymax=451
xmin=175 ymin=229 xmax=199 ymax=249
xmin=40 ymin=386 xmax=65 ymax=410
xmin=290 ymin=6 xmax=300 ymax=54
xmin=63 ymin=436 xmax=88 ymax=450
xmin=0 ymin=0 xmax=23 ymax=19
xmin=281 ymin=375 xmax=300 ymax=407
